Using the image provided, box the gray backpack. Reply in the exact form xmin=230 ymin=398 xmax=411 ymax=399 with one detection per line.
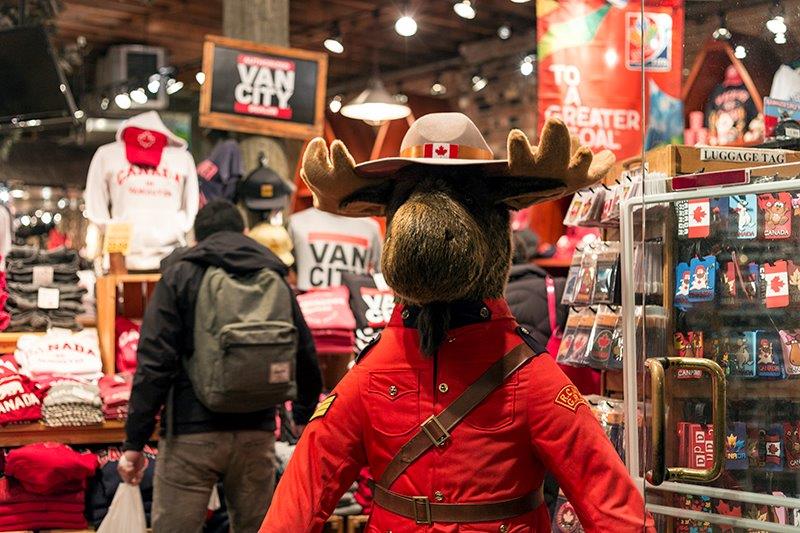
xmin=188 ymin=266 xmax=298 ymax=413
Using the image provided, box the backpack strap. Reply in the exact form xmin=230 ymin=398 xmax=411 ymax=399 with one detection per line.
xmin=545 ymin=275 xmax=558 ymax=335
xmin=378 ymin=331 xmax=539 ymax=489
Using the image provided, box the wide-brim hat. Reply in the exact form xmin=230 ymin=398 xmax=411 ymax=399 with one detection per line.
xmin=301 ymin=112 xmax=615 ymax=217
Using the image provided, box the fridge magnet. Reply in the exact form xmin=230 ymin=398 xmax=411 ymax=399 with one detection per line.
xmin=729 ymin=194 xmax=757 ymax=239
xmin=759 ymin=192 xmax=792 ymax=239
xmin=762 ymin=260 xmax=790 ymax=309
xmin=730 ymin=331 xmax=756 ymax=378
xmin=784 ymin=422 xmax=800 ymax=470
xmin=674 ymin=262 xmax=691 ymax=310
xmin=687 ymin=198 xmax=711 ymax=239
xmin=756 ymin=331 xmax=784 ymax=379
xmin=765 ymin=424 xmax=785 ymax=471
xmin=687 ymin=256 xmax=717 ymax=302
xmin=779 ymin=329 xmax=800 ymax=376
xmin=725 ymin=422 xmax=748 ymax=470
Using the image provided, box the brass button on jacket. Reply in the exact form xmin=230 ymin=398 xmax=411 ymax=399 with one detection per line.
xmin=388 ymin=385 xmax=398 ymax=397
xmin=438 ymin=383 xmax=449 ymax=393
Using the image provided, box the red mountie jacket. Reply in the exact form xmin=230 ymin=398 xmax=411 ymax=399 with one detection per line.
xmin=261 ymin=299 xmax=654 ymax=532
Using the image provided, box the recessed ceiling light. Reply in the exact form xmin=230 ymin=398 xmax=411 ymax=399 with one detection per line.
xmin=454 ymin=0 xmax=476 ymax=20
xmin=395 ymin=15 xmax=418 ymax=36
xmin=498 ymin=25 xmax=511 ymax=40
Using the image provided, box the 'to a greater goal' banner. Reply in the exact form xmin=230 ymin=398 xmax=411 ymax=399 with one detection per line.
xmin=200 ymin=35 xmax=328 ymax=140
xmin=537 ymin=0 xmax=684 ymax=161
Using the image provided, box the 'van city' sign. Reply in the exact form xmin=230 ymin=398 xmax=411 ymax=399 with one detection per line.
xmin=200 ymin=35 xmax=327 ymax=140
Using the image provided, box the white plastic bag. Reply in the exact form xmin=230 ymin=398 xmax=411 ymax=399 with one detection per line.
xmin=97 ymin=482 xmax=147 ymax=533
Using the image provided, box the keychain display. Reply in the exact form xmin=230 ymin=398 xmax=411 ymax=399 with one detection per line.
xmin=562 ymin=251 xmax=584 ymax=306
xmin=592 ymin=243 xmax=620 ymax=304
xmin=567 ymin=310 xmax=597 ymax=366
xmin=556 ymin=309 xmax=582 ymax=364
xmin=586 ymin=307 xmax=620 ymax=367
xmin=687 ymin=255 xmax=717 ymax=303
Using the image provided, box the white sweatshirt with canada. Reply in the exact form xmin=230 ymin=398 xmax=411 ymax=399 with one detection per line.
xmin=85 ymin=111 xmax=199 ymax=270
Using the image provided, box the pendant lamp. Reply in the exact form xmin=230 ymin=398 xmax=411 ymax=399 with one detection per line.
xmin=340 ymin=77 xmax=411 ymax=126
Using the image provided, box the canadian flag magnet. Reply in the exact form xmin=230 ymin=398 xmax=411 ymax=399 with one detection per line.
xmin=764 ymin=260 xmax=790 ymax=309
xmin=687 ymin=198 xmax=710 ymax=238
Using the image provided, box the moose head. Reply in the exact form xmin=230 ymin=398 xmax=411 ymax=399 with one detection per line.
xmin=302 ymin=113 xmax=614 ymax=354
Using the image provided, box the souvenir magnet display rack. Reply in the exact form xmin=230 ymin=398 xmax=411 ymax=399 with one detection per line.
xmin=621 ymin=161 xmax=800 ymax=532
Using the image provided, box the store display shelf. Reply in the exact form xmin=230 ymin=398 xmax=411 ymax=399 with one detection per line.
xmin=0 ymin=331 xmax=44 ymax=353
xmin=103 ymin=273 xmax=161 ymax=284
xmin=0 ymin=421 xmax=149 ymax=447
xmin=668 ymin=377 xmax=800 ymax=400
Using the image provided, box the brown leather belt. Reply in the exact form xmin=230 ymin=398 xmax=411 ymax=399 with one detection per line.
xmin=373 ymin=484 xmax=544 ymax=525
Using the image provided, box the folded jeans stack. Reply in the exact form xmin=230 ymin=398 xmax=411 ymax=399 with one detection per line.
xmin=296 ymin=286 xmax=357 ymax=354
xmin=14 ymin=330 xmax=103 ymax=384
xmin=98 ymin=373 xmax=132 ymax=420
xmin=4 ymin=246 xmax=87 ymax=332
xmin=0 ymin=442 xmax=98 ymax=531
xmin=42 ymin=381 xmax=103 ymax=427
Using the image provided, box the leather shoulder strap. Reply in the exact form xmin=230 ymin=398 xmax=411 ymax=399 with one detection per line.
xmin=379 ymin=333 xmax=538 ymax=488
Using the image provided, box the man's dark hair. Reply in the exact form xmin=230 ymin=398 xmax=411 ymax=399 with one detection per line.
xmin=194 ymin=199 xmax=246 ymax=241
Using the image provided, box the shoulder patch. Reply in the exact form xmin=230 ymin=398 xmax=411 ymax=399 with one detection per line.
xmin=554 ymin=385 xmax=588 ymax=413
xmin=309 ymin=394 xmax=337 ymax=422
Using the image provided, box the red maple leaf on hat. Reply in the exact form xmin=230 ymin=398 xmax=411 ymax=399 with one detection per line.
xmin=693 ymin=206 xmax=706 ymax=223
xmin=435 ymin=145 xmax=448 ymax=157
xmin=770 ymin=276 xmax=785 ymax=293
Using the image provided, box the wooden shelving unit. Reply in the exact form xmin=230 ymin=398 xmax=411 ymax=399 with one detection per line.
xmin=0 ymin=421 xmax=139 ymax=447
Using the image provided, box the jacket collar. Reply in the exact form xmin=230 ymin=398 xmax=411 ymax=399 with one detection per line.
xmin=388 ymin=298 xmax=513 ymax=330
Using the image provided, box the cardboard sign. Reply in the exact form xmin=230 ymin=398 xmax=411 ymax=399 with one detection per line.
xmin=103 ymin=223 xmax=133 ymax=255
xmin=199 ymin=35 xmax=327 ymax=140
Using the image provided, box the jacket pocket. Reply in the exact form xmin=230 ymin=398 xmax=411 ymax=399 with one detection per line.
xmin=366 ymin=370 xmax=420 ymax=436
xmin=463 ymin=373 xmax=517 ymax=431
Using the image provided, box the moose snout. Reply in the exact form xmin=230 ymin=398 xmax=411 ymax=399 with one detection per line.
xmin=382 ymin=192 xmax=487 ymax=305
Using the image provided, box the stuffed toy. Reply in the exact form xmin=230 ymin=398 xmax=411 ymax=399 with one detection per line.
xmin=260 ymin=113 xmax=653 ymax=532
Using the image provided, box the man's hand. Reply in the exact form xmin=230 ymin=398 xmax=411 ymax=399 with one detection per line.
xmin=117 ymin=450 xmax=146 ymax=485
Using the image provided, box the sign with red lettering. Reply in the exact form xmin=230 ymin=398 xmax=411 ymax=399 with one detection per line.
xmin=536 ymin=0 xmax=684 ymax=161
xmin=200 ymin=35 xmax=327 ymax=140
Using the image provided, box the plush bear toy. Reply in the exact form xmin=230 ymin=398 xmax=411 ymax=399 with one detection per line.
xmin=261 ymin=113 xmax=653 ymax=532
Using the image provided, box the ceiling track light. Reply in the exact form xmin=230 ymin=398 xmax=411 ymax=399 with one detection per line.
xmin=712 ymin=11 xmax=731 ymax=41
xmin=395 ymin=4 xmax=417 ymax=37
xmin=498 ymin=24 xmax=512 ymax=40
xmin=324 ymin=22 xmax=345 ymax=54
xmin=520 ymin=55 xmax=534 ymax=76
xmin=329 ymin=95 xmax=343 ymax=113
xmin=430 ymin=74 xmax=447 ymax=96
xmin=471 ymin=73 xmax=488 ymax=92
xmin=454 ymin=0 xmax=476 ymax=20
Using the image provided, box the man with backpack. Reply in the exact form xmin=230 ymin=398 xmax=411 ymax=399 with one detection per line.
xmin=119 ymin=200 xmax=322 ymax=532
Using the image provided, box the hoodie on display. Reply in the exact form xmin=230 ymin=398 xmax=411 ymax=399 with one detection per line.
xmin=85 ymin=111 xmax=199 ymax=271
xmin=124 ymin=231 xmax=322 ymax=452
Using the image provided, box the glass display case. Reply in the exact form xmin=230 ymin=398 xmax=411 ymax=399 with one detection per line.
xmin=621 ymin=161 xmax=800 ymax=531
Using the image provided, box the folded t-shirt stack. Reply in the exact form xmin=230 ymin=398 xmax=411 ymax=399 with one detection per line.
xmin=42 ymin=380 xmax=103 ymax=427
xmin=99 ymin=373 xmax=133 ymax=420
xmin=86 ymin=445 xmax=157 ymax=528
xmin=4 ymin=246 xmax=88 ymax=332
xmin=0 ymin=358 xmax=43 ymax=427
xmin=0 ymin=442 xmax=97 ymax=531
xmin=14 ymin=329 xmax=103 ymax=384
xmin=296 ymin=286 xmax=356 ymax=354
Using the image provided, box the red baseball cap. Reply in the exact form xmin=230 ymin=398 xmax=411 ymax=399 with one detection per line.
xmin=121 ymin=126 xmax=168 ymax=168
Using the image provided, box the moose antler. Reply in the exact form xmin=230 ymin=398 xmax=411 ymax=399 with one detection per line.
xmin=301 ymin=138 xmax=387 ymax=216
xmin=503 ymin=118 xmax=615 ymax=209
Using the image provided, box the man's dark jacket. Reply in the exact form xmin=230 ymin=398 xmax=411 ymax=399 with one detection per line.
xmin=124 ymin=231 xmax=322 ymax=451
xmin=505 ymin=263 xmax=567 ymax=346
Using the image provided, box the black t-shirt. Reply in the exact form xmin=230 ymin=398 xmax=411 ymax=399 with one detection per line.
xmin=705 ymin=83 xmax=758 ymax=144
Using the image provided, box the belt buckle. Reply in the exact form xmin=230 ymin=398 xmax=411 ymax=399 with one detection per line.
xmin=421 ymin=414 xmax=450 ymax=447
xmin=412 ymin=496 xmax=432 ymax=525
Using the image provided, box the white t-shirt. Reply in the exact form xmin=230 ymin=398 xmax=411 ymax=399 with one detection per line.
xmin=288 ymin=208 xmax=382 ymax=291
xmin=770 ymin=64 xmax=800 ymax=102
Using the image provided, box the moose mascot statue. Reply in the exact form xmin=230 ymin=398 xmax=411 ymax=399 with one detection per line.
xmin=261 ymin=113 xmax=654 ymax=532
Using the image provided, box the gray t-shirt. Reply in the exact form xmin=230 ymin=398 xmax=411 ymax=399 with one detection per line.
xmin=288 ymin=208 xmax=382 ymax=291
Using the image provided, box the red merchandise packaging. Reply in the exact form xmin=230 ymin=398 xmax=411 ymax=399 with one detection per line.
xmin=115 ymin=317 xmax=140 ymax=373
xmin=688 ymin=424 xmax=715 ymax=470
xmin=4 ymin=442 xmax=98 ymax=495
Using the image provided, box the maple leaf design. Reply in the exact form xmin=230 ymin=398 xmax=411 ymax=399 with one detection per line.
xmin=770 ymin=276 xmax=785 ymax=294
xmin=768 ymin=443 xmax=779 ymax=454
xmin=596 ymin=332 xmax=611 ymax=349
xmin=692 ymin=205 xmax=706 ymax=223
xmin=435 ymin=145 xmax=448 ymax=157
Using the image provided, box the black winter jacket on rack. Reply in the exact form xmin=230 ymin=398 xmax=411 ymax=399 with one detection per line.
xmin=124 ymin=231 xmax=322 ymax=451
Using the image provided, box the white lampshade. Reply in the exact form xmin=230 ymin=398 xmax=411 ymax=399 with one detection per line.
xmin=341 ymin=77 xmax=411 ymax=125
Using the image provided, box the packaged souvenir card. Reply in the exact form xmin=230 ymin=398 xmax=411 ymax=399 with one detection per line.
xmin=784 ymin=422 xmax=800 ymax=470
xmin=729 ymin=330 xmax=757 ymax=378
xmin=574 ymin=189 xmax=598 ymax=227
xmin=729 ymin=194 xmax=757 ymax=239
xmin=725 ymin=422 xmax=748 ymax=470
xmin=779 ymin=329 xmax=800 ymax=377
xmin=762 ymin=260 xmax=790 ymax=309
xmin=561 ymin=250 xmax=584 ymax=306
xmin=587 ymin=307 xmax=620 ymax=367
xmin=759 ymin=192 xmax=793 ymax=239
xmin=572 ymin=250 xmax=598 ymax=305
xmin=765 ymin=424 xmax=785 ymax=471
xmin=566 ymin=310 xmax=597 ymax=366
xmin=756 ymin=331 xmax=785 ymax=379
xmin=556 ymin=309 xmax=582 ymax=364
xmin=674 ymin=262 xmax=691 ymax=310
xmin=687 ymin=256 xmax=717 ymax=303
xmin=563 ymin=191 xmax=587 ymax=227
xmin=581 ymin=189 xmax=606 ymax=227
xmin=593 ymin=242 xmax=620 ymax=304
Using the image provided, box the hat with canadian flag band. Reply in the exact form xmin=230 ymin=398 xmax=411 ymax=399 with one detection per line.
xmin=353 ymin=112 xmax=507 ymax=178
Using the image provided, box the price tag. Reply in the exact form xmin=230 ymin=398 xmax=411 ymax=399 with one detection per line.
xmin=32 ymin=266 xmax=54 ymax=287
xmin=372 ymin=273 xmax=390 ymax=292
xmin=103 ymin=222 xmax=133 ymax=255
xmin=37 ymin=287 xmax=60 ymax=310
